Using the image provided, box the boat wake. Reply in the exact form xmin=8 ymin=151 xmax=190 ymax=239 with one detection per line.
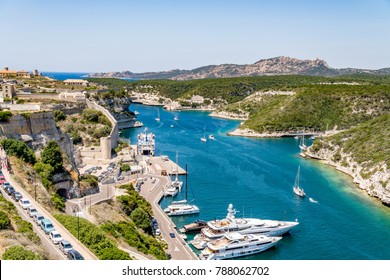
xmin=309 ymin=198 xmax=319 ymax=204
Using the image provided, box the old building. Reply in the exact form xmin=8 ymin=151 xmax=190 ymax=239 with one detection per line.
xmin=64 ymin=79 xmax=89 ymax=87
xmin=0 ymin=83 xmax=16 ymax=102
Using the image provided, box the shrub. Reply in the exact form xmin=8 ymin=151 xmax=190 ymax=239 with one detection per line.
xmin=130 ymin=207 xmax=151 ymax=233
xmin=0 ymin=210 xmax=10 ymax=229
xmin=2 ymin=246 xmax=41 ymax=260
xmin=53 ymin=110 xmax=66 ymax=122
xmin=120 ymin=163 xmax=130 ymax=172
xmin=0 ymin=111 xmax=12 ymax=122
xmin=54 ymin=214 xmax=131 ymax=260
xmin=52 ymin=193 xmax=65 ymax=212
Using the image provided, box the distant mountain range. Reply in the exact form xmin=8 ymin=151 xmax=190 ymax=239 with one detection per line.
xmin=88 ymin=56 xmax=390 ymax=80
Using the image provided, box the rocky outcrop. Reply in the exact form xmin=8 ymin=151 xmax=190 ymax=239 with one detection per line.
xmin=88 ymin=56 xmax=390 ymax=81
xmin=305 ymin=143 xmax=390 ymax=206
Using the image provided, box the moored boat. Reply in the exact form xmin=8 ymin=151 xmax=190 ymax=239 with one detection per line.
xmin=192 ymin=204 xmax=298 ymax=249
xmin=199 ymin=233 xmax=282 ymax=260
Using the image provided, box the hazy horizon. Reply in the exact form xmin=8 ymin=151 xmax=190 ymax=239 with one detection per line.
xmin=1 ymin=0 xmax=389 ymax=72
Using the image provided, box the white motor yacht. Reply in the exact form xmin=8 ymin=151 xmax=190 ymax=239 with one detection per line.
xmin=191 ymin=204 xmax=298 ymax=249
xmin=199 ymin=233 xmax=282 ymax=260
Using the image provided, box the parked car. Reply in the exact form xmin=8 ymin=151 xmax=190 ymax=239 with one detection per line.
xmin=67 ymin=250 xmax=84 ymax=260
xmin=5 ymin=186 xmax=15 ymax=196
xmin=117 ymin=176 xmax=124 ymax=181
xmin=40 ymin=218 xmax=55 ymax=234
xmin=12 ymin=191 xmax=22 ymax=202
xmin=33 ymin=214 xmax=45 ymax=226
xmin=49 ymin=231 xmax=63 ymax=244
xmin=169 ymin=232 xmax=175 ymax=238
xmin=1 ymin=182 xmax=10 ymax=189
xmin=155 ymin=229 xmax=161 ymax=236
xmin=27 ymin=206 xmax=38 ymax=217
xmin=59 ymin=240 xmax=73 ymax=254
xmin=19 ymin=198 xmax=31 ymax=209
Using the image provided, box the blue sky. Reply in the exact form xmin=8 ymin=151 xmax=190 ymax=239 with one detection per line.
xmin=1 ymin=0 xmax=389 ymax=72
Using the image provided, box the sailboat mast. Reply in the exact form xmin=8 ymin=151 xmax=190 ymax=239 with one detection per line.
xmin=185 ymin=164 xmax=188 ymax=201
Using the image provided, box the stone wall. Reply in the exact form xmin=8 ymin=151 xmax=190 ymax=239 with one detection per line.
xmin=0 ymin=103 xmax=41 ymax=111
xmin=85 ymin=99 xmax=119 ymax=159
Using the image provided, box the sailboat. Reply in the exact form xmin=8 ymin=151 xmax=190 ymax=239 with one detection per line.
xmin=164 ymin=165 xmax=200 ymax=216
xmin=200 ymin=126 xmax=207 ymax=142
xmin=299 ymin=135 xmax=307 ymax=150
xmin=171 ymin=151 xmax=183 ymax=191
xmin=293 ymin=165 xmax=306 ymax=198
xmin=155 ymin=108 xmax=160 ymax=122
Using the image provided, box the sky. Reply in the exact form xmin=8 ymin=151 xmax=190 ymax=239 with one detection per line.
xmin=1 ymin=0 xmax=390 ymax=72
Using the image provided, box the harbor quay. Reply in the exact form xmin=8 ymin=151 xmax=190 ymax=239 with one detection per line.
xmin=138 ymin=173 xmax=198 ymax=260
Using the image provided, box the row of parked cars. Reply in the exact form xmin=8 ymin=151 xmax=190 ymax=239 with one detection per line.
xmin=0 ymin=173 xmax=84 ymax=260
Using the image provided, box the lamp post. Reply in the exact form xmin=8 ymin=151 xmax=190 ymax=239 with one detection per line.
xmin=72 ymin=205 xmax=80 ymax=240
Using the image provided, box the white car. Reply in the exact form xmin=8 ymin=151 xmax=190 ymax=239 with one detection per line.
xmin=19 ymin=198 xmax=31 ymax=210
xmin=33 ymin=213 xmax=45 ymax=225
xmin=49 ymin=231 xmax=63 ymax=244
xmin=27 ymin=207 xmax=38 ymax=217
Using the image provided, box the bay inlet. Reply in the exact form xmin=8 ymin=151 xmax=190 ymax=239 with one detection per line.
xmin=121 ymin=103 xmax=390 ymax=260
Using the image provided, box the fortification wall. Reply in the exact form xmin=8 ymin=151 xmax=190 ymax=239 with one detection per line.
xmin=85 ymin=99 xmax=118 ymax=159
xmin=0 ymin=103 xmax=41 ymax=111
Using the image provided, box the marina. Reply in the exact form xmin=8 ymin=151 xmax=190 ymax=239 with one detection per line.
xmin=121 ymin=103 xmax=390 ymax=260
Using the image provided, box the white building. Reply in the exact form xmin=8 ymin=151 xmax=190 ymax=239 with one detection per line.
xmin=64 ymin=79 xmax=89 ymax=87
xmin=191 ymin=95 xmax=204 ymax=104
xmin=58 ymin=90 xmax=86 ymax=100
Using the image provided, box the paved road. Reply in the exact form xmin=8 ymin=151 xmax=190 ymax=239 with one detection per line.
xmin=139 ymin=175 xmax=198 ymax=260
xmin=0 ymin=187 xmax=66 ymax=260
xmin=1 ymin=152 xmax=98 ymax=260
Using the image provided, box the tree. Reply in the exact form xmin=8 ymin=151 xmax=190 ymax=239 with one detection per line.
xmin=0 ymin=139 xmax=36 ymax=164
xmin=41 ymin=140 xmax=63 ymax=173
xmin=34 ymin=162 xmax=54 ymax=188
xmin=2 ymin=246 xmax=40 ymax=260
xmin=130 ymin=207 xmax=151 ymax=233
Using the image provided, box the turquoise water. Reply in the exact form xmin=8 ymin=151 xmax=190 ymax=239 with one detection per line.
xmin=121 ymin=103 xmax=390 ymax=260
xmin=41 ymin=72 xmax=89 ymax=80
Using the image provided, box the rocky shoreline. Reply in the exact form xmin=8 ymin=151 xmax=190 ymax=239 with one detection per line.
xmin=209 ymin=111 xmax=248 ymax=121
xmin=303 ymin=145 xmax=390 ymax=206
xmin=227 ymin=128 xmax=284 ymax=138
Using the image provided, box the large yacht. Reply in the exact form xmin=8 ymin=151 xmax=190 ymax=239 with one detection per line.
xmin=164 ymin=200 xmax=200 ymax=216
xmin=191 ymin=204 xmax=298 ymax=249
xmin=199 ymin=233 xmax=282 ymax=260
xmin=137 ymin=128 xmax=155 ymax=156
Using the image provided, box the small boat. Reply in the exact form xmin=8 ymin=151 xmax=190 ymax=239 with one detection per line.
xmin=180 ymin=234 xmax=187 ymax=240
xmin=310 ymin=136 xmax=315 ymax=140
xmin=309 ymin=198 xmax=318 ymax=203
xmin=209 ymin=134 xmax=215 ymax=140
xmin=164 ymin=185 xmax=178 ymax=197
xmin=174 ymin=115 xmax=179 ymax=121
xmin=293 ymin=165 xmax=305 ymax=198
xmin=170 ymin=124 xmax=174 ymax=128
xmin=180 ymin=220 xmax=208 ymax=233
xmin=294 ymin=135 xmax=299 ymax=140
xmin=200 ymin=135 xmax=207 ymax=142
xmin=155 ymin=109 xmax=160 ymax=122
xmin=299 ymin=135 xmax=307 ymax=150
xmin=134 ymin=111 xmax=139 ymax=115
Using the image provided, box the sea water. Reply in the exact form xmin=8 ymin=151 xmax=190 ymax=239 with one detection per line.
xmin=121 ymin=104 xmax=390 ymax=260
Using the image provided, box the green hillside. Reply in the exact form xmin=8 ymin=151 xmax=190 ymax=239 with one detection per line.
xmin=312 ymin=113 xmax=390 ymax=171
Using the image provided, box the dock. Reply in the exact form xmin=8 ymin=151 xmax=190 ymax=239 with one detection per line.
xmin=138 ymin=174 xmax=198 ymax=260
xmin=148 ymin=156 xmax=187 ymax=176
